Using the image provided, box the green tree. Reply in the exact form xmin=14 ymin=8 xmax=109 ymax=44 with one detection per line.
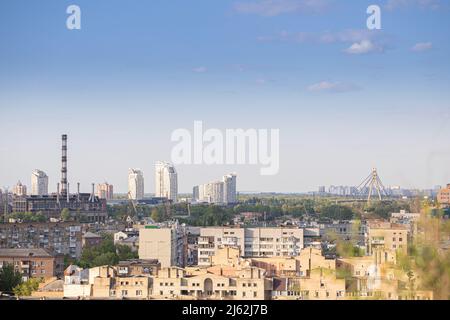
xmin=60 ymin=208 xmax=71 ymax=221
xmin=117 ymin=245 xmax=138 ymax=261
xmin=0 ymin=264 xmax=22 ymax=292
xmin=320 ymin=205 xmax=355 ymax=221
xmin=13 ymin=278 xmax=41 ymax=296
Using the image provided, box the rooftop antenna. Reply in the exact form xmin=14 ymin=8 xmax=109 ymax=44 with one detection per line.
xmin=356 ymin=168 xmax=387 ymax=204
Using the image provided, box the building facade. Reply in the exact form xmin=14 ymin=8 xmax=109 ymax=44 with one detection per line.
xmin=31 ymin=170 xmax=49 ymax=196
xmin=96 ymin=182 xmax=114 ymax=200
xmin=437 ymin=184 xmax=450 ymax=207
xmin=155 ymin=161 xmax=178 ymax=202
xmin=138 ymin=224 xmax=187 ymax=268
xmin=128 ymin=169 xmax=144 ymax=200
xmin=0 ymin=222 xmax=83 ymax=259
xmin=13 ymin=181 xmax=27 ymax=197
xmin=0 ymin=248 xmax=64 ymax=281
xmin=193 ymin=173 xmax=237 ymax=205
xmin=198 ymin=227 xmax=304 ymax=266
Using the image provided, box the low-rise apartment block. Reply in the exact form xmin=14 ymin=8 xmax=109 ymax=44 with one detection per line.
xmin=0 ymin=248 xmax=64 ymax=281
xmin=365 ymin=221 xmax=409 ymax=255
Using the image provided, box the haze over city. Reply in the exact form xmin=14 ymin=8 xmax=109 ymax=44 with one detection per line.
xmin=1 ymin=0 xmax=450 ymax=193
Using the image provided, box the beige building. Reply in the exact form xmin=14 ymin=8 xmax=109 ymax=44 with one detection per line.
xmin=437 ymin=184 xmax=450 ymax=207
xmin=366 ymin=221 xmax=409 ymax=255
xmin=96 ymin=182 xmax=114 ymax=200
xmin=198 ymin=227 xmax=304 ymax=266
xmin=272 ymin=269 xmax=346 ymax=300
xmin=138 ymin=225 xmax=186 ymax=268
xmin=152 ymin=265 xmax=271 ymax=300
xmin=13 ymin=181 xmax=27 ymax=196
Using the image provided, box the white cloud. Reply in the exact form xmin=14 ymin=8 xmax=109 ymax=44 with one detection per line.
xmin=192 ymin=66 xmax=207 ymax=73
xmin=234 ymin=0 xmax=330 ymax=16
xmin=307 ymin=81 xmax=361 ymax=93
xmin=411 ymin=42 xmax=433 ymax=52
xmin=385 ymin=0 xmax=441 ymax=10
xmin=345 ymin=40 xmax=384 ymax=55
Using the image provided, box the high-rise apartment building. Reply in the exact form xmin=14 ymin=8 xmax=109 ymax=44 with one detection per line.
xmin=96 ymin=182 xmax=114 ymax=200
xmin=13 ymin=181 xmax=27 ymax=196
xmin=223 ymin=173 xmax=237 ymax=204
xmin=128 ymin=169 xmax=144 ymax=200
xmin=193 ymin=173 xmax=237 ymax=205
xmin=31 ymin=170 xmax=49 ymax=196
xmin=155 ymin=161 xmax=178 ymax=202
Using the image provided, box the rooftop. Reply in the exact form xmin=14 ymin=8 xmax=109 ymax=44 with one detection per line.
xmin=0 ymin=248 xmax=54 ymax=258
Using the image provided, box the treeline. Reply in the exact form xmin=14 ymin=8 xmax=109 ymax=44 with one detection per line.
xmin=65 ymin=233 xmax=138 ymax=269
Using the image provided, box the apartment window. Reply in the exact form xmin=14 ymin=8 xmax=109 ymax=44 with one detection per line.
xmin=393 ymin=238 xmax=396 ymax=242
xmin=243 ymin=283 xmax=246 ymax=287
xmin=242 ymin=292 xmax=246 ymax=297
xmin=122 ymin=290 xmax=128 ymax=296
xmin=253 ymin=283 xmax=257 ymax=287
xmin=315 ymin=291 xmax=319 ymax=298
xmin=253 ymin=292 xmax=257 ymax=298
xmin=399 ymin=238 xmax=403 ymax=242
xmin=160 ymin=282 xmax=163 ymax=286
xmin=136 ymin=290 xmax=142 ymax=296
xmin=41 ymin=270 xmax=45 ymax=274
xmin=160 ymin=291 xmax=163 ymax=295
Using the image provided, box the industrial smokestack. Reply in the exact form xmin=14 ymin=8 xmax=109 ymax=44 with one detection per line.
xmin=67 ymin=183 xmax=70 ymax=203
xmin=61 ymin=134 xmax=68 ymax=196
xmin=89 ymin=183 xmax=95 ymax=203
xmin=77 ymin=182 xmax=80 ymax=202
xmin=56 ymin=183 xmax=60 ymax=204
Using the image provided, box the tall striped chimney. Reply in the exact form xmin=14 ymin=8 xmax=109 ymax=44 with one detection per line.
xmin=61 ymin=134 xmax=68 ymax=196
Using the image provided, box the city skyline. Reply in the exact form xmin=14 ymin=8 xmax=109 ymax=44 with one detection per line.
xmin=1 ymin=1 xmax=450 ymax=193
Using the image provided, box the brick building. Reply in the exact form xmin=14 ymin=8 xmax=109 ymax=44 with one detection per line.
xmin=0 ymin=248 xmax=64 ymax=280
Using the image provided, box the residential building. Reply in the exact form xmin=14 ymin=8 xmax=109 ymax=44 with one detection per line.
xmin=116 ymin=259 xmax=160 ymax=277
xmin=153 ymin=265 xmax=271 ymax=300
xmin=198 ymin=227 xmax=304 ymax=266
xmin=128 ymin=169 xmax=144 ymax=200
xmin=0 ymin=222 xmax=83 ymax=259
xmin=155 ymin=161 xmax=178 ymax=202
xmin=437 ymin=183 xmax=450 ymax=207
xmin=193 ymin=173 xmax=237 ymax=205
xmin=96 ymin=182 xmax=114 ymax=200
xmin=138 ymin=224 xmax=187 ymax=268
xmin=13 ymin=181 xmax=27 ymax=196
xmin=272 ymin=270 xmax=346 ymax=300
xmin=0 ymin=248 xmax=64 ymax=281
xmin=223 ymin=173 xmax=237 ymax=204
xmin=31 ymin=170 xmax=49 ymax=196
xmin=365 ymin=221 xmax=409 ymax=255
xmin=82 ymin=232 xmax=103 ymax=248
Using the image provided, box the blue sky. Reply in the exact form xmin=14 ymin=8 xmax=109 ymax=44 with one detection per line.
xmin=1 ymin=0 xmax=449 ymax=193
